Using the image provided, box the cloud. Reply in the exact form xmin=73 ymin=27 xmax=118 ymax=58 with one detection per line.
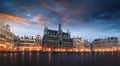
xmin=34 ymin=14 xmax=48 ymax=25
xmin=62 ymin=15 xmax=72 ymax=22
xmin=0 ymin=13 xmax=29 ymax=25
xmin=1 ymin=0 xmax=120 ymax=22
xmin=0 ymin=0 xmax=120 ymax=40
xmin=54 ymin=0 xmax=120 ymax=21
xmin=32 ymin=14 xmax=55 ymax=27
xmin=41 ymin=2 xmax=65 ymax=15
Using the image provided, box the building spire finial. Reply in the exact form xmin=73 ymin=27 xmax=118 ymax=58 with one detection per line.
xmin=58 ymin=23 xmax=62 ymax=32
xmin=45 ymin=24 xmax=48 ymax=30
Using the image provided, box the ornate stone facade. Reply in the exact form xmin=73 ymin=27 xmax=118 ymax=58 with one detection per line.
xmin=0 ymin=22 xmax=14 ymax=51
xmin=14 ymin=34 xmax=42 ymax=51
xmin=92 ymin=37 xmax=119 ymax=51
xmin=73 ymin=37 xmax=90 ymax=50
xmin=42 ymin=24 xmax=72 ymax=48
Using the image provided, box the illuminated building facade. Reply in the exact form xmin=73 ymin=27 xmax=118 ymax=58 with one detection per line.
xmin=73 ymin=37 xmax=90 ymax=50
xmin=119 ymin=40 xmax=120 ymax=46
xmin=118 ymin=40 xmax=120 ymax=50
xmin=0 ymin=22 xmax=14 ymax=51
xmin=42 ymin=24 xmax=72 ymax=48
xmin=73 ymin=37 xmax=85 ymax=49
xmin=92 ymin=37 xmax=119 ymax=51
xmin=14 ymin=34 xmax=42 ymax=51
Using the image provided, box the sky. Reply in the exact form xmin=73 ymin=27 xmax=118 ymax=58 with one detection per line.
xmin=0 ymin=0 xmax=120 ymax=41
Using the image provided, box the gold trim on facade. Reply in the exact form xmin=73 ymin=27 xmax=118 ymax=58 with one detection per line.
xmin=0 ymin=22 xmax=14 ymax=51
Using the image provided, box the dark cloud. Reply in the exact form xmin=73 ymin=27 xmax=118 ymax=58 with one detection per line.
xmin=1 ymin=0 xmax=120 ymax=20
xmin=54 ymin=0 xmax=120 ymax=20
xmin=0 ymin=0 xmax=120 ymax=39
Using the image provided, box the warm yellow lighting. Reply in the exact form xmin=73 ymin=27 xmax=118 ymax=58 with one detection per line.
xmin=48 ymin=48 xmax=51 ymax=52
xmin=22 ymin=48 xmax=24 ymax=51
xmin=0 ymin=44 xmax=6 ymax=48
xmin=81 ymin=49 xmax=84 ymax=52
xmin=10 ymin=47 xmax=12 ymax=49
xmin=36 ymin=48 xmax=40 ymax=51
xmin=14 ymin=48 xmax=17 ymax=50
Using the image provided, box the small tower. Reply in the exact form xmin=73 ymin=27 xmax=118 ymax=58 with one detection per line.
xmin=6 ymin=24 xmax=10 ymax=31
xmin=58 ymin=24 xmax=62 ymax=32
xmin=45 ymin=25 xmax=48 ymax=31
xmin=58 ymin=24 xmax=62 ymax=47
xmin=67 ymin=29 xmax=70 ymax=38
xmin=35 ymin=34 xmax=42 ymax=45
xmin=44 ymin=25 xmax=48 ymax=35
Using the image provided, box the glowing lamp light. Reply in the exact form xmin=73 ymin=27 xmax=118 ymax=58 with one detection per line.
xmin=48 ymin=48 xmax=51 ymax=52
xmin=22 ymin=48 xmax=24 ymax=51
xmin=14 ymin=48 xmax=17 ymax=50
xmin=29 ymin=48 xmax=32 ymax=51
xmin=36 ymin=48 xmax=40 ymax=51
xmin=10 ymin=47 xmax=12 ymax=49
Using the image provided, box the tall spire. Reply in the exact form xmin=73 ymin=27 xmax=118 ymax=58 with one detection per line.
xmin=67 ymin=29 xmax=70 ymax=35
xmin=58 ymin=23 xmax=62 ymax=47
xmin=44 ymin=25 xmax=48 ymax=35
xmin=45 ymin=24 xmax=48 ymax=30
xmin=59 ymin=23 xmax=62 ymax=31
